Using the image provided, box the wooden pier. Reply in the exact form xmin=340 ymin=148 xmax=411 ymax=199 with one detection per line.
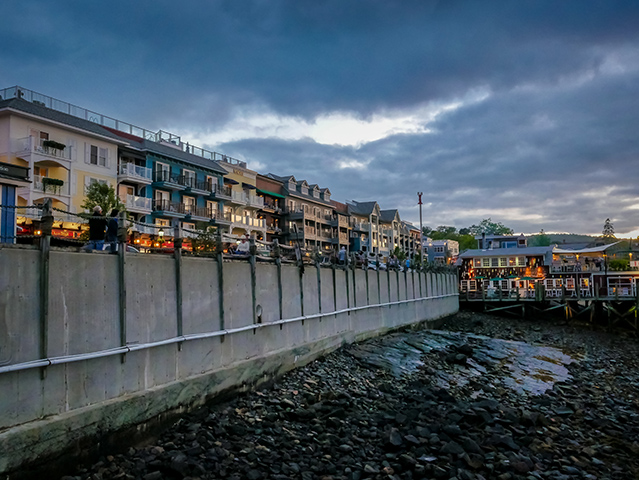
xmin=460 ymin=284 xmax=639 ymax=331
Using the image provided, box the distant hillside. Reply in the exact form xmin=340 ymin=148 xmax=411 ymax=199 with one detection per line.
xmin=547 ymin=233 xmax=597 ymax=245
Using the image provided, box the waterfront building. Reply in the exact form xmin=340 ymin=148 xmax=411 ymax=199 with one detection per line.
xmin=329 ymin=200 xmax=351 ymax=252
xmin=217 ymin=159 xmax=265 ymax=240
xmin=256 ymin=173 xmax=285 ymax=243
xmin=268 ymin=174 xmax=335 ymax=251
xmin=105 ymin=130 xmax=231 ymax=244
xmin=0 ymin=87 xmax=126 ymax=241
xmin=347 ymin=201 xmax=381 ymax=257
xmin=425 ymin=239 xmax=460 ymax=265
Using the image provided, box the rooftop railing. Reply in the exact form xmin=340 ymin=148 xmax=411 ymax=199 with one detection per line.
xmin=1 ymin=86 xmax=247 ymax=169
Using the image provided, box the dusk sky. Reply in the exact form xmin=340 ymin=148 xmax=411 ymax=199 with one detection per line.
xmin=3 ymin=1 xmax=639 ymax=236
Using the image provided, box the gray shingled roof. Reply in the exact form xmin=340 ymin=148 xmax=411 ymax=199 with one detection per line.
xmin=0 ymin=98 xmax=128 ymax=142
xmin=348 ymin=201 xmax=378 ymax=216
xmin=380 ymin=209 xmax=399 ymax=223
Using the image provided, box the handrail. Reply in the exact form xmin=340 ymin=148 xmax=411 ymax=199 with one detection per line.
xmin=0 ymin=291 xmax=458 ymax=375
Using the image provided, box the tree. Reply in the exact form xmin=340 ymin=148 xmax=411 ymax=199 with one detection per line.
xmin=468 ymin=218 xmax=514 ymax=236
xmin=81 ymin=182 xmax=125 ymax=215
xmin=422 ymin=226 xmax=433 ymax=237
xmin=430 ymin=226 xmax=457 ymax=240
xmin=529 ymin=229 xmax=551 ymax=247
xmin=458 ymin=227 xmax=470 ymax=236
xmin=602 ymin=218 xmax=615 ymax=239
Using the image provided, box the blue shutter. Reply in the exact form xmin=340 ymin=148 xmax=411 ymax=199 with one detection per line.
xmin=0 ymin=185 xmax=16 ymax=243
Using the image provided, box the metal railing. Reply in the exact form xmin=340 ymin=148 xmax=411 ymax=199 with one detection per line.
xmin=1 ymin=86 xmax=248 ymax=169
xmin=33 ymin=175 xmax=70 ymax=196
xmin=16 ymin=136 xmax=73 ymax=161
xmin=120 ymin=194 xmax=152 ymax=211
xmin=152 ymin=199 xmax=186 ymax=214
xmin=118 ymin=163 xmax=152 ymax=181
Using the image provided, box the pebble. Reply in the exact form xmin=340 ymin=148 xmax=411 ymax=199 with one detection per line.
xmin=57 ymin=311 xmax=639 ymax=480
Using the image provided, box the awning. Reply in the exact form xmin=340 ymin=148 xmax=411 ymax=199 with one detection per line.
xmin=553 ymin=241 xmax=621 ymax=254
xmin=223 ymin=178 xmax=239 ymax=185
xmin=242 ymin=183 xmax=257 ymax=190
xmin=257 ymin=188 xmax=286 ymax=199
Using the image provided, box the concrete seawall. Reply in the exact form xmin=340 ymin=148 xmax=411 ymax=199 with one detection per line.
xmin=0 ymin=246 xmax=458 ymax=475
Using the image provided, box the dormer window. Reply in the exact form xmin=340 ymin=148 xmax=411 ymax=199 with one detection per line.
xmin=313 ymin=189 xmax=319 ymax=198
xmin=325 ymin=193 xmax=330 ymax=201
xmin=301 ymin=186 xmax=308 ymax=195
xmin=289 ymin=180 xmax=296 ymax=191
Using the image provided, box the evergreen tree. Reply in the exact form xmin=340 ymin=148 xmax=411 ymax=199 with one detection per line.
xmin=602 ymin=218 xmax=615 ymax=239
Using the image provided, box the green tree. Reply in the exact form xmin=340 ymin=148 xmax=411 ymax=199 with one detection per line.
xmin=81 ymin=182 xmax=125 ymax=215
xmin=458 ymin=234 xmax=477 ymax=252
xmin=529 ymin=229 xmax=551 ymax=247
xmin=468 ymin=218 xmax=514 ymax=236
xmin=431 ymin=226 xmax=457 ymax=239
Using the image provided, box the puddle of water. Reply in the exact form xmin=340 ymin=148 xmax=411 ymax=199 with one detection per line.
xmin=349 ymin=330 xmax=574 ymax=395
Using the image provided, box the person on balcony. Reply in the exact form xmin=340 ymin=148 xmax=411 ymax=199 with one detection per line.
xmin=85 ymin=206 xmax=107 ymax=251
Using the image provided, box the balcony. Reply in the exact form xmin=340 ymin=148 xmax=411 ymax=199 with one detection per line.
xmin=130 ymin=223 xmax=157 ymax=235
xmin=33 ymin=175 xmax=70 ymax=196
xmin=247 ymin=194 xmax=264 ymax=208
xmin=231 ymin=214 xmax=265 ymax=229
xmin=184 ymin=204 xmax=210 ymax=221
xmin=210 ymin=184 xmax=232 ymax=200
xmin=152 ymin=170 xmax=187 ymax=190
xmin=184 ymin=177 xmax=213 ymax=196
xmin=118 ymin=163 xmax=152 ymax=185
xmin=230 ymin=190 xmax=247 ymax=205
xmin=120 ymin=194 xmax=152 ymax=214
xmin=152 ymin=199 xmax=186 ymax=218
xmin=16 ymin=137 xmax=73 ymax=168
xmin=211 ymin=210 xmax=232 ymax=225
xmin=304 ymin=225 xmax=316 ymax=238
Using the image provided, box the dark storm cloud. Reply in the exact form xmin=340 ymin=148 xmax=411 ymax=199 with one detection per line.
xmin=2 ymin=1 xmax=639 ymax=234
xmin=218 ymin=62 xmax=639 ymax=234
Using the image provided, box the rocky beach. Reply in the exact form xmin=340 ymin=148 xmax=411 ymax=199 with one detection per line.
xmin=59 ymin=312 xmax=639 ymax=480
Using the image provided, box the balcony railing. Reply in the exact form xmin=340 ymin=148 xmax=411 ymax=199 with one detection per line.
xmin=231 ymin=191 xmax=247 ymax=203
xmin=33 ymin=175 xmax=70 ymax=196
xmin=153 ymin=170 xmax=187 ymax=186
xmin=17 ymin=136 xmax=73 ymax=161
xmin=119 ymin=163 xmax=152 ymax=181
xmin=183 ymin=204 xmax=205 ymax=217
xmin=247 ymin=195 xmax=264 ymax=208
xmin=152 ymin=199 xmax=186 ymax=214
xmin=120 ymin=194 xmax=152 ymax=211
xmin=213 ymin=184 xmax=232 ymax=197
xmin=230 ymin=214 xmax=265 ymax=228
xmin=130 ymin=224 xmax=157 ymax=235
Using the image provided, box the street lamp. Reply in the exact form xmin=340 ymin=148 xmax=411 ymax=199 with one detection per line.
xmin=158 ymin=228 xmax=164 ymax=239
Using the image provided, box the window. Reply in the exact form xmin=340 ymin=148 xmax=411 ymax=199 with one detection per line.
xmin=88 ymin=145 xmax=108 ymax=166
xmin=313 ymin=189 xmax=319 ymax=198
xmin=499 ymin=257 xmax=507 ymax=267
xmin=155 ymin=162 xmax=170 ymax=181
xmin=156 ymin=218 xmax=170 ymax=227
xmin=289 ymin=180 xmax=296 ymax=191
xmin=84 ymin=176 xmax=107 ymax=188
xmin=482 ymin=258 xmax=490 ymax=268
xmin=434 ymin=246 xmax=445 ymax=253
xmin=516 ymin=256 xmax=526 ymax=266
xmin=474 ymin=258 xmax=481 ymax=268
xmin=206 ymin=200 xmax=217 ymax=215
xmin=491 ymin=257 xmax=499 ymax=267
xmin=183 ymin=196 xmax=195 ymax=214
xmin=301 ymin=186 xmax=308 ymax=195
xmin=183 ymin=169 xmax=195 ymax=186
xmin=509 ymin=257 xmax=516 ymax=266
xmin=324 ymin=192 xmax=330 ymax=201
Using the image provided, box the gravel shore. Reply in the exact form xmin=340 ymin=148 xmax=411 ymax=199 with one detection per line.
xmin=60 ymin=311 xmax=639 ymax=480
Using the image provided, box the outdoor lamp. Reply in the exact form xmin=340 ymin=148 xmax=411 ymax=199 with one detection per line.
xmin=158 ymin=228 xmax=164 ymax=238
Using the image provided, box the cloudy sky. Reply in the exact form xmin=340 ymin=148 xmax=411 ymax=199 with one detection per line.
xmin=3 ymin=1 xmax=639 ymax=236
